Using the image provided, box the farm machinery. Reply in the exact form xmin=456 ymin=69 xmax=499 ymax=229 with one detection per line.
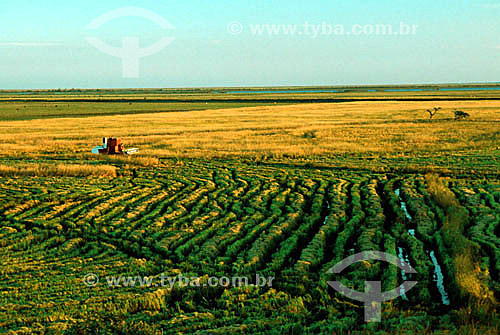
xmin=91 ymin=138 xmax=139 ymax=155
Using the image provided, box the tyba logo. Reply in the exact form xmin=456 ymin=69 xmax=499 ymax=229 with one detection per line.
xmin=85 ymin=7 xmax=175 ymax=78
xmin=327 ymin=251 xmax=418 ymax=322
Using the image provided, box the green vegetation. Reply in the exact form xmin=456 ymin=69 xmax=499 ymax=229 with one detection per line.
xmin=1 ymin=162 xmax=498 ymax=334
xmin=0 ymin=101 xmax=282 ymax=121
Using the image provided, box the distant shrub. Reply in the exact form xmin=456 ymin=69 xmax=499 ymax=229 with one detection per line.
xmin=301 ymin=130 xmax=316 ymax=139
xmin=454 ymin=110 xmax=470 ymax=120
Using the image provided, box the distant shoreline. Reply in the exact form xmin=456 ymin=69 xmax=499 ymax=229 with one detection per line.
xmin=1 ymin=82 xmax=500 ymax=93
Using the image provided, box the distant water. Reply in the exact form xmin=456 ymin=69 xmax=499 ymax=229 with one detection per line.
xmin=226 ymin=87 xmax=500 ymax=94
xmin=439 ymin=87 xmax=500 ymax=91
xmin=384 ymin=88 xmax=425 ymax=92
xmin=4 ymin=86 xmax=500 ymax=95
xmin=226 ymin=89 xmax=343 ymax=94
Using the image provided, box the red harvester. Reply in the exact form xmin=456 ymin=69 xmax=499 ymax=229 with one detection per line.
xmin=92 ymin=138 xmax=139 ymax=155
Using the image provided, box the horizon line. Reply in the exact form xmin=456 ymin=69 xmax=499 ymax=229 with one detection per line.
xmin=1 ymin=81 xmax=500 ymax=92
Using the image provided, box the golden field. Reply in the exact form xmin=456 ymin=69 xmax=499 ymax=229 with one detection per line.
xmin=0 ymin=100 xmax=499 ymax=161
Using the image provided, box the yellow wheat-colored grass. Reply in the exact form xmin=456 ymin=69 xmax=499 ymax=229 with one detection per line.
xmin=0 ymin=163 xmax=116 ymax=177
xmin=425 ymin=174 xmax=496 ymax=303
xmin=97 ymin=155 xmax=160 ymax=167
xmin=0 ymin=100 xmax=498 ymax=160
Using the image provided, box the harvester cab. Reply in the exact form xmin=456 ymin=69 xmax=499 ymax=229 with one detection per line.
xmin=92 ymin=138 xmax=139 ymax=155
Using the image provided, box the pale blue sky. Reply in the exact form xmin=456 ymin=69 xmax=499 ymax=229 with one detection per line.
xmin=0 ymin=0 xmax=498 ymax=89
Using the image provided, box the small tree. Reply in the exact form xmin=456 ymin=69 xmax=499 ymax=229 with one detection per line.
xmin=426 ymin=107 xmax=441 ymax=120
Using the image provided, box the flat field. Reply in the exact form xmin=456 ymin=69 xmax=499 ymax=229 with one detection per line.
xmin=0 ymin=88 xmax=499 ymax=334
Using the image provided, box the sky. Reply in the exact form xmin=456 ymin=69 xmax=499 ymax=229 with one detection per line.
xmin=0 ymin=0 xmax=499 ymax=89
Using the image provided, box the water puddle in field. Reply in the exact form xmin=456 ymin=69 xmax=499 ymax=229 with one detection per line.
xmin=322 ymin=202 xmax=330 ymax=225
xmin=429 ymin=251 xmax=450 ymax=305
xmin=395 ymin=189 xmax=412 ymax=220
xmin=397 ymin=246 xmax=411 ymax=300
xmin=395 ymin=187 xmax=450 ymax=305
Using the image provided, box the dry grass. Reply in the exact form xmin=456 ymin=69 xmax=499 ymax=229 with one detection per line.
xmin=425 ymin=173 xmax=460 ymax=209
xmin=97 ymin=155 xmax=161 ymax=167
xmin=0 ymin=100 xmax=498 ymax=160
xmin=0 ymin=163 xmax=116 ymax=177
xmin=425 ymin=173 xmax=497 ymax=329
